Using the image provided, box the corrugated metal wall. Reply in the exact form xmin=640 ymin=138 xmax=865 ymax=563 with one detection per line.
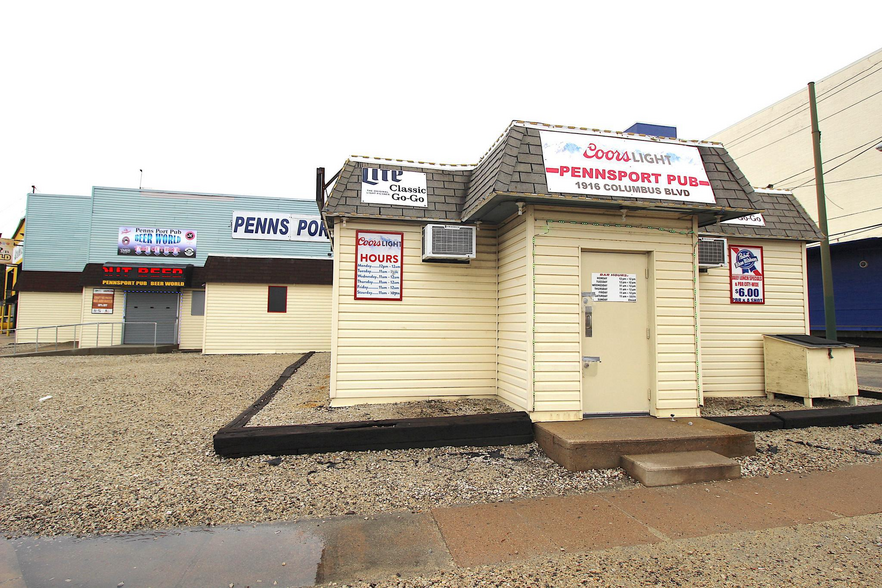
xmin=23 ymin=194 xmax=92 ymax=272
xmin=330 ymin=220 xmax=498 ymax=406
xmin=699 ymin=239 xmax=809 ymax=397
xmin=202 ymin=283 xmax=331 ymax=354
xmin=89 ymin=187 xmax=331 ymax=266
xmin=15 ymin=291 xmax=84 ymax=343
xmin=496 ymin=215 xmax=530 ymax=410
xmin=531 ymin=207 xmax=699 ymax=419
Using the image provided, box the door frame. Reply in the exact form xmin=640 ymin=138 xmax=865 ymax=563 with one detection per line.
xmin=578 ymin=247 xmax=659 ymax=416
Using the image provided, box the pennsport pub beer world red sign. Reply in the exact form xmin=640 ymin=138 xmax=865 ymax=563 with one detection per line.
xmin=101 ymin=265 xmax=188 ymax=288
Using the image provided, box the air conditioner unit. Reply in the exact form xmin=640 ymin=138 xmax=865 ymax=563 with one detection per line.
xmin=422 ymin=224 xmax=477 ymax=260
xmin=698 ymin=237 xmax=728 ymax=268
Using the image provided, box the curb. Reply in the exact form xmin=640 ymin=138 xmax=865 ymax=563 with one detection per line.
xmin=707 ymin=400 xmax=882 ymax=431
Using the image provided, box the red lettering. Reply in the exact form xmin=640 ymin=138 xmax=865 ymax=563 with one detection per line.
xmin=138 ymin=268 xmax=148 ymax=274
xmin=688 ymin=177 xmax=699 ymax=187
xmin=583 ymin=142 xmax=631 ymax=162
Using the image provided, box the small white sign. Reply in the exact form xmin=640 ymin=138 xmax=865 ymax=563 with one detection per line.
xmin=591 ymin=273 xmax=637 ymax=302
xmin=231 ymin=211 xmax=329 ymax=242
xmin=361 ymin=168 xmax=428 ymax=208
xmin=723 ymin=213 xmax=766 ymax=227
xmin=540 ymin=130 xmax=716 ymax=204
xmin=355 ymin=231 xmax=403 ymax=300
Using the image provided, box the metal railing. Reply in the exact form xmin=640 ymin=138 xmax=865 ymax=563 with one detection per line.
xmin=5 ymin=321 xmax=162 ymax=355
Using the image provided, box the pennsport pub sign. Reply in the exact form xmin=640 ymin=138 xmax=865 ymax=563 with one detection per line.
xmin=729 ymin=244 xmax=764 ymax=304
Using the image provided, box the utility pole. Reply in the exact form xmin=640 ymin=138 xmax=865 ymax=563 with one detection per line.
xmin=808 ymin=81 xmax=837 ymax=341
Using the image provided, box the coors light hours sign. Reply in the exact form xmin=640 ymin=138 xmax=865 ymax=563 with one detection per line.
xmin=540 ymin=131 xmax=716 ymax=204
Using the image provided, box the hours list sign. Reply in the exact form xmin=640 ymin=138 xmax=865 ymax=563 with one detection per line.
xmin=591 ymin=273 xmax=637 ymax=302
xmin=354 ymin=231 xmax=403 ymax=300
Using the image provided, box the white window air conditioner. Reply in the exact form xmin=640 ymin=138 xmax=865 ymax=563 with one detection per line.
xmin=422 ymin=224 xmax=477 ymax=261
xmin=698 ymin=237 xmax=728 ymax=268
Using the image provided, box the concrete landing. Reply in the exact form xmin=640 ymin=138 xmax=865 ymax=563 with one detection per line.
xmin=621 ymin=450 xmax=741 ymax=487
xmin=535 ymin=417 xmax=755 ymax=471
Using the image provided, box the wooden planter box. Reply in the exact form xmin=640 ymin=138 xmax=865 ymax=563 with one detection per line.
xmin=763 ymin=334 xmax=858 ymax=407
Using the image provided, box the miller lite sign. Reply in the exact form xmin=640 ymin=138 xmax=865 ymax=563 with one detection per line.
xmin=360 ymin=167 xmax=428 ymax=208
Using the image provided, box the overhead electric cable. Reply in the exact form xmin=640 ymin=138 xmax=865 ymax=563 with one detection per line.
xmin=797 ymin=173 xmax=882 ymax=189
xmin=722 ymin=62 xmax=882 ymax=148
xmin=790 ymin=140 xmax=882 ymax=189
xmin=829 ymin=204 xmax=882 ymax=221
xmin=772 ymin=136 xmax=882 ymax=185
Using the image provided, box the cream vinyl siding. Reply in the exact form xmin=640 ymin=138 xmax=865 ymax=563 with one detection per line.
xmin=497 ymin=215 xmax=530 ymax=410
xmin=532 ymin=207 xmax=699 ymax=419
xmin=79 ymin=287 xmax=125 ymax=347
xmin=699 ymin=239 xmax=808 ymax=397
xmin=330 ymin=220 xmax=498 ymax=405
xmin=179 ymin=289 xmax=204 ymax=350
xmin=16 ymin=291 xmax=84 ymax=343
xmin=202 ymin=282 xmax=332 ymax=354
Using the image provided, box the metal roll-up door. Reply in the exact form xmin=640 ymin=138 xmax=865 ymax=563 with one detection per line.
xmin=124 ymin=292 xmax=179 ymax=344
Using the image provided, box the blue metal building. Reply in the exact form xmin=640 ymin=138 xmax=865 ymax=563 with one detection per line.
xmin=807 ymin=237 xmax=882 ymax=338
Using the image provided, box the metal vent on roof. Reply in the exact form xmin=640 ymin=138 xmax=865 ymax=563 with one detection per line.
xmin=698 ymin=237 xmax=727 ymax=268
xmin=422 ymin=224 xmax=476 ymax=260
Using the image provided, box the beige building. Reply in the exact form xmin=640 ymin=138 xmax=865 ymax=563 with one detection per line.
xmin=322 ymin=121 xmax=822 ymax=420
xmin=709 ymin=48 xmax=882 ymax=244
xmin=15 ymin=187 xmax=333 ymax=354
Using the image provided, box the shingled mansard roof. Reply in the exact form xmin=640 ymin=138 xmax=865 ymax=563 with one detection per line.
xmin=702 ymin=188 xmax=823 ymax=242
xmin=323 ymin=121 xmax=821 ymax=240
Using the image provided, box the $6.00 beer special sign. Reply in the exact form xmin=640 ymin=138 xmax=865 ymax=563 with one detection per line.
xmin=729 ymin=245 xmax=764 ymax=304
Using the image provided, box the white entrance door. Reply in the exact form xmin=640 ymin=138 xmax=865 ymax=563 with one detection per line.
xmin=581 ymin=251 xmax=651 ymax=415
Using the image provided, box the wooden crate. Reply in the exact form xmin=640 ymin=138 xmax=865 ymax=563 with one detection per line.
xmin=763 ymin=335 xmax=858 ymax=407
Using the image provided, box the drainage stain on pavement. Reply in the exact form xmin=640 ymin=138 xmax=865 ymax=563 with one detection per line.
xmin=9 ymin=523 xmax=323 ymax=588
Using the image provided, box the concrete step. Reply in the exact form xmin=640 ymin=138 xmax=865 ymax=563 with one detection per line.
xmin=621 ymin=450 xmax=741 ymax=487
xmin=535 ymin=417 xmax=755 ymax=471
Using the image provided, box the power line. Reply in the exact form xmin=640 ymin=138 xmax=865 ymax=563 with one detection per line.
xmin=790 ymin=140 xmax=882 ymax=189
xmin=723 ymin=62 xmax=882 ymax=148
xmin=829 ymin=222 xmax=882 ymax=239
xmin=830 ymin=204 xmax=882 ymax=221
xmin=797 ymin=173 xmax=882 ymax=189
xmin=737 ymin=91 xmax=882 ymax=161
xmin=772 ymin=136 xmax=882 ymax=185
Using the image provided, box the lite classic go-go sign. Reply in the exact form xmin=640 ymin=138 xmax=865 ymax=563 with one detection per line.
xmin=361 ymin=168 xmax=428 ymax=207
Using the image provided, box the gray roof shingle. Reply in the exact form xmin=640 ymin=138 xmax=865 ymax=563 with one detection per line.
xmin=702 ymin=190 xmax=823 ymax=242
xmin=323 ymin=122 xmax=819 ymax=241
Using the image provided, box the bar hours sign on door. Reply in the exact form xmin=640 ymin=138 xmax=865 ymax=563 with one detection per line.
xmin=354 ymin=231 xmax=403 ymax=300
xmin=591 ymin=273 xmax=637 ymax=302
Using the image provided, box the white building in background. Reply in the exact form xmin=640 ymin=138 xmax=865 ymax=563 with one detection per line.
xmin=709 ymin=48 xmax=882 ymax=244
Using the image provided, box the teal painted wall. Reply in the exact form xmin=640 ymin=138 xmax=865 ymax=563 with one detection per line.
xmin=89 ymin=187 xmax=331 ymax=265
xmin=24 ymin=187 xmax=331 ymax=272
xmin=23 ymin=193 xmax=92 ymax=272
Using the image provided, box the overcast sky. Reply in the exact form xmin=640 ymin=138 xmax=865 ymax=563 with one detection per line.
xmin=1 ymin=1 xmax=879 ymax=237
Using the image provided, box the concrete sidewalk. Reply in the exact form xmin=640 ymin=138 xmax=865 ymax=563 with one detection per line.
xmin=2 ymin=462 xmax=881 ymax=587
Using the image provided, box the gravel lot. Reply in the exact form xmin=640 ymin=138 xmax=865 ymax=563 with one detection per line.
xmin=1 ymin=352 xmax=880 ymax=540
